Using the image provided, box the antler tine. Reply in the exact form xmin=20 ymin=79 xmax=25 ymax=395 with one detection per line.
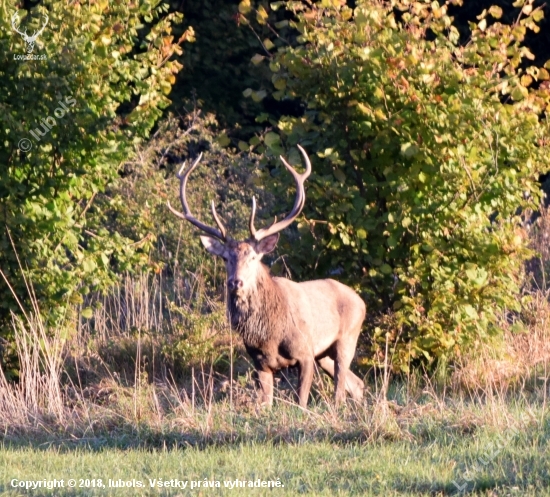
xmin=251 ymin=145 xmax=312 ymax=241
xmin=249 ymin=196 xmax=258 ymax=239
xmin=210 ymin=199 xmax=227 ymax=240
xmin=167 ymin=152 xmax=227 ymax=241
xmin=249 ymin=196 xmax=279 ymax=239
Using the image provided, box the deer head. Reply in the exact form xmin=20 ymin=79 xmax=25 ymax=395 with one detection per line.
xmin=167 ymin=146 xmax=312 ymax=295
xmin=11 ymin=12 xmax=49 ymax=54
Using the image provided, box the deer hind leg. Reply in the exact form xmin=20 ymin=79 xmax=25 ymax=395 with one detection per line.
xmin=334 ymin=349 xmax=354 ymax=405
xmin=256 ymin=369 xmax=274 ymax=407
xmin=317 ymin=356 xmax=364 ymax=402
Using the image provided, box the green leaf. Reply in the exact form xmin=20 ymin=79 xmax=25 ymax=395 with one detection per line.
xmin=264 ymin=132 xmax=280 ymax=148
xmin=510 ymin=322 xmax=527 ymax=334
xmin=400 ymin=142 xmax=420 ymax=158
xmin=463 ymin=305 xmax=478 ymax=319
xmin=380 ymin=264 xmax=392 ymax=275
xmin=511 ymin=85 xmax=528 ymax=101
xmin=217 ymin=133 xmax=231 ymax=147
xmin=81 ymin=308 xmax=94 ymax=319
xmin=333 ymin=169 xmax=346 ymax=182
xmin=273 ymin=77 xmax=287 ymax=90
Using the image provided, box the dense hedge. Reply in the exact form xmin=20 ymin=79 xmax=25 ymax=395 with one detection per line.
xmin=0 ymin=0 xmax=186 ymax=362
xmin=241 ymin=0 xmax=550 ymax=369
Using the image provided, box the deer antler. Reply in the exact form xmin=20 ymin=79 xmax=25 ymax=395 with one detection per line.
xmin=249 ymin=144 xmax=311 ymax=241
xmin=167 ymin=153 xmax=228 ymax=241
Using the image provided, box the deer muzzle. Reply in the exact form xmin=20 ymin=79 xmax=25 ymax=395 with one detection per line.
xmin=228 ymin=278 xmax=244 ymax=293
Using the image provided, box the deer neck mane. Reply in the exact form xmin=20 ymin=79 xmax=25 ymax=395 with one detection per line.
xmin=227 ymin=263 xmax=289 ymax=349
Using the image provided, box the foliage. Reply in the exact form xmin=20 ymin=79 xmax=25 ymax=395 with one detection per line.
xmin=447 ymin=0 xmax=550 ymax=66
xmin=168 ymin=0 xmax=273 ymax=130
xmin=0 ymin=0 xmax=189 ymax=338
xmin=242 ymin=0 xmax=550 ymax=369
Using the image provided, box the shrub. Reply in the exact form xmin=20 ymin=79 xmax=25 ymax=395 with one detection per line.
xmin=245 ymin=0 xmax=550 ymax=369
xmin=0 ymin=0 xmax=189 ymax=340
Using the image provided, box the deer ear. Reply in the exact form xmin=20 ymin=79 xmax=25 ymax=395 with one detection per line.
xmin=200 ymin=236 xmax=225 ymax=257
xmin=256 ymin=234 xmax=279 ymax=254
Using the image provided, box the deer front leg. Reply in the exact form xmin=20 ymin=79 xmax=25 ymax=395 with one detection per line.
xmin=256 ymin=369 xmax=274 ymax=407
xmin=297 ymin=358 xmax=314 ymax=408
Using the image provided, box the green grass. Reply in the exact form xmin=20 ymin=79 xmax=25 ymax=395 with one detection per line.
xmin=1 ymin=417 xmax=550 ymax=497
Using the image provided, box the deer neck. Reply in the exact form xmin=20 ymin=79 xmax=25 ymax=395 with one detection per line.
xmin=227 ymin=264 xmax=288 ymax=349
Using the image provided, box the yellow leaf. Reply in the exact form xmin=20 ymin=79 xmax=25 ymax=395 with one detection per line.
xmin=273 ymin=77 xmax=286 ymax=90
xmin=251 ymin=54 xmax=265 ymax=65
xmin=489 ymin=5 xmax=503 ymax=18
xmin=238 ymin=0 xmax=251 ymax=14
xmin=251 ymin=90 xmax=267 ymax=102
xmin=521 ymin=74 xmax=533 ymax=87
xmin=256 ymin=5 xmax=268 ymax=24
xmin=357 ymin=103 xmax=372 ymax=116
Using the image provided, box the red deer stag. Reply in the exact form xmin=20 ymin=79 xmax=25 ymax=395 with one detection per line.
xmin=167 ymin=146 xmax=366 ymax=407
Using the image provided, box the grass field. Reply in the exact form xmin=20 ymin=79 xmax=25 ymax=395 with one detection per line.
xmin=0 ymin=389 xmax=549 ymax=496
xmin=1 ymin=418 xmax=550 ymax=497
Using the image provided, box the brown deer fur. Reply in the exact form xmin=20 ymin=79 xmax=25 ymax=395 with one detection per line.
xmin=201 ymin=235 xmax=366 ymax=407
